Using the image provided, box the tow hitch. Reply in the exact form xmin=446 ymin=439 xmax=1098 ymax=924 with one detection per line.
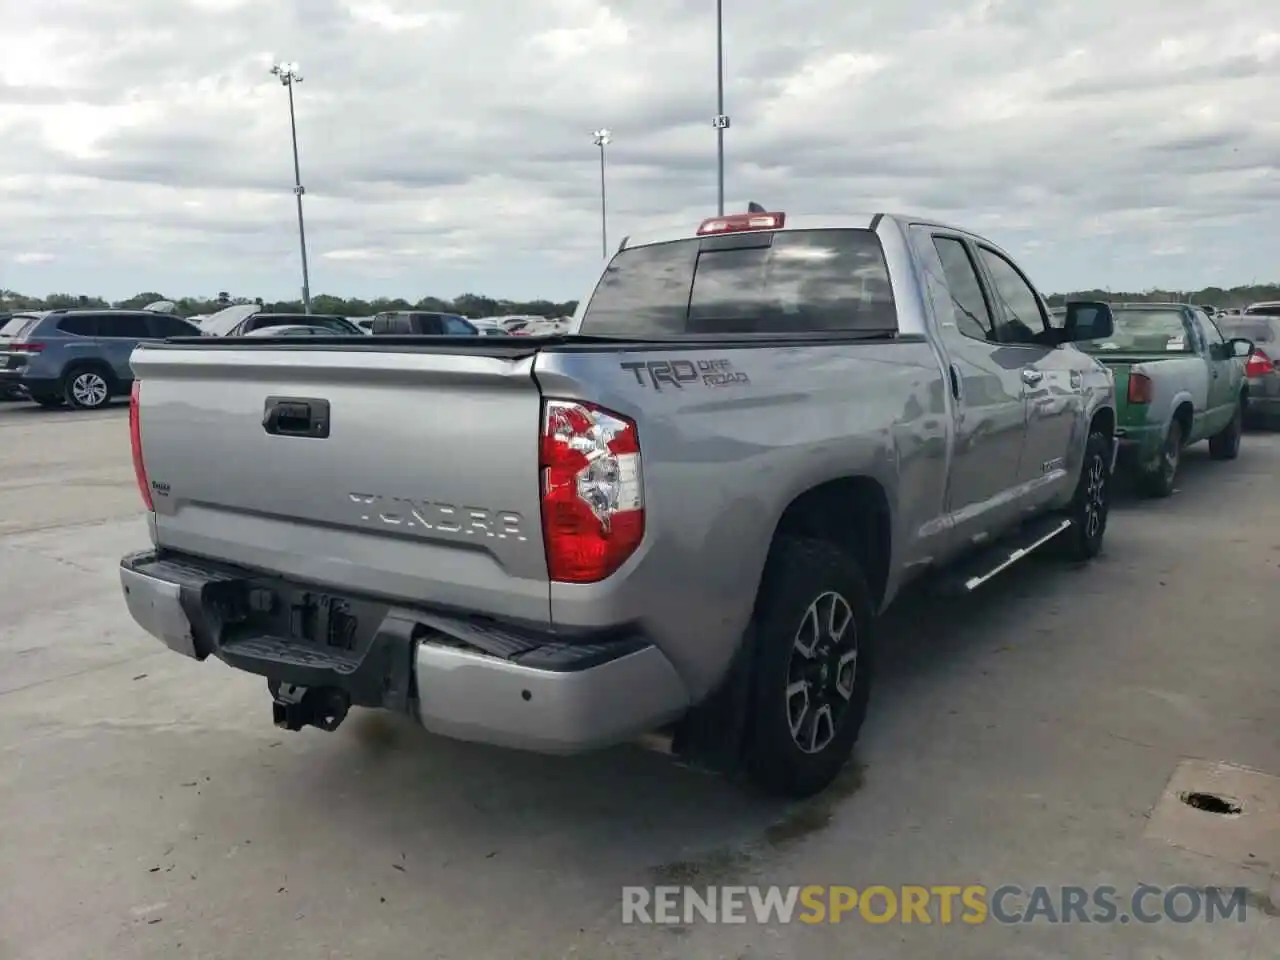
xmin=271 ymin=682 xmax=350 ymax=732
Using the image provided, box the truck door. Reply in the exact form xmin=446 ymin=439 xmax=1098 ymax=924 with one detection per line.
xmin=972 ymin=244 xmax=1082 ymax=508
xmin=914 ymin=230 xmax=1029 ymax=551
xmin=1193 ymin=309 xmax=1238 ymax=434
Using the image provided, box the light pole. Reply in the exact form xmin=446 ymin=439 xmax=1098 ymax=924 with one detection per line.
xmin=712 ymin=0 xmax=729 ymax=216
xmin=270 ymin=61 xmax=312 ymax=314
xmin=592 ymin=129 xmax=611 ymax=259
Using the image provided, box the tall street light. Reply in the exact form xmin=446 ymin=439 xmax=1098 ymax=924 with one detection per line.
xmin=270 ymin=61 xmax=312 ymax=314
xmin=712 ymin=0 xmax=729 ymax=216
xmin=592 ymin=128 xmax=612 ymax=259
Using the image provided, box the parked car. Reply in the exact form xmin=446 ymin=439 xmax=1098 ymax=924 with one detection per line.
xmin=243 ymin=325 xmax=349 ymax=337
xmin=1217 ymin=311 xmax=1280 ymax=428
xmin=204 ymin=312 xmax=363 ymax=337
xmin=0 ymin=312 xmax=34 ymax=399
xmin=0 ymin=309 xmax=201 ymax=409
xmin=1243 ymin=301 xmax=1280 ymax=318
xmin=1074 ymin=302 xmax=1249 ymax=496
xmin=368 ymin=312 xmax=478 ymax=335
xmin=120 ymin=209 xmax=1117 ymax=799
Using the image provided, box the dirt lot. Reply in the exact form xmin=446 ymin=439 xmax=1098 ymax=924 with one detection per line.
xmin=1 ymin=400 xmax=1277 ymax=959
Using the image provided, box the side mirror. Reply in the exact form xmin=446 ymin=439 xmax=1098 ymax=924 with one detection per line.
xmin=1061 ymin=300 xmax=1114 ymax=343
xmin=1230 ymin=337 xmax=1254 ymax=359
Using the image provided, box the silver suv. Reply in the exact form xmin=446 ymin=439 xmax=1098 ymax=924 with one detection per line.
xmin=0 ymin=309 xmax=201 ymax=410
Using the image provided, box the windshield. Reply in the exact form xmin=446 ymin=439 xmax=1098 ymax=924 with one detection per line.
xmin=1244 ymin=304 xmax=1280 ymax=317
xmin=579 ymin=228 xmax=897 ymax=337
xmin=199 ymin=304 xmax=259 ymax=336
xmin=1077 ymin=308 xmax=1191 ymax=353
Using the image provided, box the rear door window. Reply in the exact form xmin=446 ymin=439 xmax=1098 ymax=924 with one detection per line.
xmin=57 ymin=314 xmax=101 ymax=337
xmin=148 ymin=315 xmax=201 ymax=338
xmin=98 ymin=314 xmax=153 ymax=339
xmin=579 ymin=228 xmax=897 ymax=336
xmin=931 ymin=237 xmax=996 ymax=342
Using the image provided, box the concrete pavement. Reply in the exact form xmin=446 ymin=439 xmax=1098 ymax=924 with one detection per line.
xmin=1 ymin=399 xmax=1277 ymax=959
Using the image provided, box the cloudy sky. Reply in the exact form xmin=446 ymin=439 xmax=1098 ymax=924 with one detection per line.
xmin=1 ymin=0 xmax=1277 ymax=304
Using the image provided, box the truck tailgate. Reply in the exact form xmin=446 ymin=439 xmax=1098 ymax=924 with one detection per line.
xmin=130 ymin=344 xmax=551 ymax=623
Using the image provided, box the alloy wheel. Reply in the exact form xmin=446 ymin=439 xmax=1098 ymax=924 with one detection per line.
xmin=71 ymin=373 xmax=109 ymax=408
xmin=785 ymin=591 xmax=858 ymax=755
xmin=1084 ymin=453 xmax=1108 ymax=540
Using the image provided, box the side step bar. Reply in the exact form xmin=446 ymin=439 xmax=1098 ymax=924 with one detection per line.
xmin=930 ymin=516 xmax=1072 ymax=597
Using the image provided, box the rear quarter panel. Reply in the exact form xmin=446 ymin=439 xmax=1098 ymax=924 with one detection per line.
xmin=534 ymin=340 xmax=950 ymax=699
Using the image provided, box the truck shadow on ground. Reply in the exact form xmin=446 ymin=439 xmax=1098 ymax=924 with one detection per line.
xmin=174 ymin=440 xmax=1248 ymax=896
xmin=231 ymin=546 xmax=1113 ymax=891
xmin=0 ymin=400 xmax=125 ymax=419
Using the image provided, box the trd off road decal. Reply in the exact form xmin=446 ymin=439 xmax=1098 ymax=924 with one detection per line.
xmin=620 ymin=358 xmax=750 ymax=391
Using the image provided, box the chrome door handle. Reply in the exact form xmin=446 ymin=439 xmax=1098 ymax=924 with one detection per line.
xmin=1021 ymin=369 xmax=1044 ymax=385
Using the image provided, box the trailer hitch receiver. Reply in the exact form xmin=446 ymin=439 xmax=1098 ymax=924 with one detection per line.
xmin=271 ymin=682 xmax=350 ymax=732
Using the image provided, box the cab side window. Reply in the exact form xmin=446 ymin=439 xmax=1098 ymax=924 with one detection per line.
xmin=975 ymin=247 xmax=1049 ymax=346
xmin=1194 ymin=310 xmax=1225 ymax=354
xmin=932 ymin=237 xmax=996 ymax=342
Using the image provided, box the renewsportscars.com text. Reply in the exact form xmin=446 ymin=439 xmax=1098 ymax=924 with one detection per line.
xmin=621 ymin=884 xmax=1252 ymax=925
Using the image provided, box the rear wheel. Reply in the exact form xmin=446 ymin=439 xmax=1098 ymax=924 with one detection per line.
xmin=1208 ymin=399 xmax=1243 ymax=460
xmin=1140 ymin=419 xmax=1182 ymax=498
xmin=1060 ymin=430 xmax=1112 ymax=561
xmin=63 ymin=367 xmax=112 ymax=410
xmin=742 ymin=537 xmax=873 ymax=798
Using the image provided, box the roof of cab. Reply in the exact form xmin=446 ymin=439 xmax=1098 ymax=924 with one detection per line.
xmin=617 ymin=212 xmax=983 ymax=253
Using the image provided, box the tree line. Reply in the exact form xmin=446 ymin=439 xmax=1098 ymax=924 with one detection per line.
xmin=2 ymin=283 xmax=1278 ymax=319
xmin=0 ymin=290 xmax=579 ymax=320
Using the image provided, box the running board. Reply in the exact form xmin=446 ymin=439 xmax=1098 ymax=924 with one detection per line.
xmin=930 ymin=516 xmax=1072 ymax=596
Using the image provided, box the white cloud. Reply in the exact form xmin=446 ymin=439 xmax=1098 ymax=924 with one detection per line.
xmin=0 ymin=0 xmax=1275 ymax=303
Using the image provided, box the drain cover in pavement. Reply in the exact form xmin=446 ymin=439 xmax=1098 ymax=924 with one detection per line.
xmin=1144 ymin=759 xmax=1280 ymax=868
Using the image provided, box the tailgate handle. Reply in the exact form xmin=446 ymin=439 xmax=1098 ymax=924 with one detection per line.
xmin=263 ymin=397 xmax=330 ymax=438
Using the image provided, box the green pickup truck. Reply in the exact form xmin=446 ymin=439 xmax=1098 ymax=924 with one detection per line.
xmin=1069 ymin=303 xmax=1253 ymax=496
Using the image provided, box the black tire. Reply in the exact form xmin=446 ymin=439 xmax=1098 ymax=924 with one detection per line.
xmin=62 ymin=366 xmax=113 ymax=410
xmin=1139 ymin=419 xmax=1182 ymax=498
xmin=742 ymin=537 xmax=873 ymax=799
xmin=1060 ymin=430 xmax=1112 ymax=561
xmin=1208 ymin=398 xmax=1243 ymax=460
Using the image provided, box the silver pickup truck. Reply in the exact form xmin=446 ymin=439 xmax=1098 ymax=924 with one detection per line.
xmin=119 ymin=211 xmax=1117 ymax=798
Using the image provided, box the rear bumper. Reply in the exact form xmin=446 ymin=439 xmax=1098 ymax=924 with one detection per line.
xmin=1114 ymin=424 xmax=1163 ymax=470
xmin=0 ymin=370 xmax=59 ymax=398
xmin=119 ymin=550 xmax=689 ymax=754
xmin=1244 ymin=394 xmax=1280 ymax=420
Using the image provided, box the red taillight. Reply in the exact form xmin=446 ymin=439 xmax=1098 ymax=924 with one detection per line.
xmin=11 ymin=341 xmax=44 ymax=353
xmin=539 ymin=400 xmax=644 ymax=583
xmin=1127 ymin=372 xmax=1154 ymax=405
xmin=130 ymin=381 xmax=154 ymax=511
xmin=1246 ymin=348 xmax=1273 ymax=378
xmin=696 ymin=212 xmax=786 ymax=235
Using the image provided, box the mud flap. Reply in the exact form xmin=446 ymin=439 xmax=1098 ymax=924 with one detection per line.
xmin=670 ymin=625 xmax=757 ymax=775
